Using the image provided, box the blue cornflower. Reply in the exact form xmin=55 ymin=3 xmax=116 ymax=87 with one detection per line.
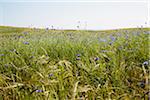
xmin=117 ymin=33 xmax=121 ymax=37
xmin=18 ymin=36 xmax=24 ymax=38
xmin=23 ymin=41 xmax=29 ymax=45
xmin=109 ymin=42 xmax=113 ymax=45
xmin=76 ymin=57 xmax=81 ymax=60
xmin=49 ymin=73 xmax=53 ymax=77
xmin=101 ymin=39 xmax=107 ymax=42
xmin=30 ymin=56 xmax=34 ymax=59
xmin=76 ymin=54 xmax=81 ymax=57
xmin=0 ymin=54 xmax=4 ymax=56
xmin=125 ymin=35 xmax=129 ymax=39
xmin=94 ymin=57 xmax=99 ymax=61
xmin=35 ymin=89 xmax=43 ymax=93
xmin=143 ymin=61 xmax=149 ymax=65
xmin=110 ymin=36 xmax=116 ymax=42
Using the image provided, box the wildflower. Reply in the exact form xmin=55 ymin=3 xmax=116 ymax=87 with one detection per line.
xmin=117 ymin=33 xmax=121 ymax=37
xmin=125 ymin=35 xmax=129 ymax=39
xmin=94 ymin=57 xmax=99 ymax=61
xmin=49 ymin=73 xmax=53 ymax=77
xmin=23 ymin=41 xmax=29 ymax=45
xmin=0 ymin=54 xmax=4 ymax=56
xmin=76 ymin=57 xmax=81 ymax=60
xmin=109 ymin=42 xmax=113 ymax=45
xmin=110 ymin=36 xmax=116 ymax=42
xmin=125 ymin=30 xmax=129 ymax=34
xmin=76 ymin=54 xmax=81 ymax=57
xmin=18 ymin=36 xmax=24 ymax=38
xmin=143 ymin=61 xmax=148 ymax=65
xmin=35 ymin=89 xmax=43 ymax=93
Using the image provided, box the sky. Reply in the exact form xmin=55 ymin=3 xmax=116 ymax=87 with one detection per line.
xmin=0 ymin=0 xmax=149 ymax=30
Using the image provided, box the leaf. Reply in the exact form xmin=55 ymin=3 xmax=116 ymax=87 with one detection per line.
xmin=78 ymin=85 xmax=92 ymax=93
xmin=0 ymin=83 xmax=24 ymax=90
xmin=72 ymin=81 xmax=79 ymax=100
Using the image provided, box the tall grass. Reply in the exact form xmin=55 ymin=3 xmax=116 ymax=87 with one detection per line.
xmin=0 ymin=27 xmax=149 ymax=99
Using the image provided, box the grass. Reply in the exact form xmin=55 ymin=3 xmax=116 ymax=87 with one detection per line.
xmin=0 ymin=26 xmax=149 ymax=99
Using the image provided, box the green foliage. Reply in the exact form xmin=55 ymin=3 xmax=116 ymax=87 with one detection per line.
xmin=0 ymin=27 xmax=149 ymax=99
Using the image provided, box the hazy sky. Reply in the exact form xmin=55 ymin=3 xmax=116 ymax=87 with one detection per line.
xmin=0 ymin=0 xmax=149 ymax=30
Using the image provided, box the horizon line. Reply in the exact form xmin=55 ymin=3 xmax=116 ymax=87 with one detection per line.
xmin=0 ymin=25 xmax=148 ymax=31
xmin=0 ymin=1 xmax=148 ymax=3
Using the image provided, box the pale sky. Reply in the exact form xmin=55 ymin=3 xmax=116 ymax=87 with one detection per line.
xmin=0 ymin=0 xmax=149 ymax=30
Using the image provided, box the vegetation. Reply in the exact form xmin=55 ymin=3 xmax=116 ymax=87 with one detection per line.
xmin=0 ymin=26 xmax=149 ymax=99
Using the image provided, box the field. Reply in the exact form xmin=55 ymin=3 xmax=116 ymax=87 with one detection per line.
xmin=0 ymin=26 xmax=149 ymax=99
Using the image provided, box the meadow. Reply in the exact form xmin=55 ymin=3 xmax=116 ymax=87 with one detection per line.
xmin=0 ymin=26 xmax=149 ymax=100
